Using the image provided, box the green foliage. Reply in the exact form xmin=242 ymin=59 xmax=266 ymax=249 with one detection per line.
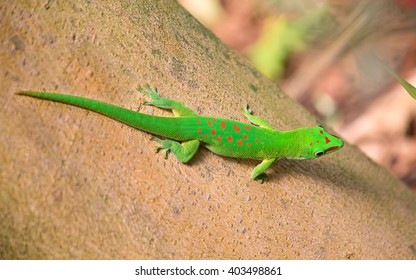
xmin=247 ymin=8 xmax=329 ymax=80
xmin=382 ymin=61 xmax=416 ymax=100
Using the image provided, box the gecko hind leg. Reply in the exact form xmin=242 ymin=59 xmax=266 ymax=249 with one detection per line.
xmin=138 ymin=85 xmax=197 ymax=117
xmin=242 ymin=104 xmax=274 ymax=129
xmin=152 ymin=137 xmax=200 ymax=163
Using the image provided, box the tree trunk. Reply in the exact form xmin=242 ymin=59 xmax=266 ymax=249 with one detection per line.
xmin=1 ymin=0 xmax=415 ymax=259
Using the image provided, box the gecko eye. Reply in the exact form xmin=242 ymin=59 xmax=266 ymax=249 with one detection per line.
xmin=314 ymin=151 xmax=324 ymax=157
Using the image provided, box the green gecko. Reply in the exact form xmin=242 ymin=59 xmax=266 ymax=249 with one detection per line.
xmin=17 ymin=85 xmax=344 ymax=182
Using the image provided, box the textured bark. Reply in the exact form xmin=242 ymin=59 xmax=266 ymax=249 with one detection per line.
xmin=1 ymin=0 xmax=415 ymax=259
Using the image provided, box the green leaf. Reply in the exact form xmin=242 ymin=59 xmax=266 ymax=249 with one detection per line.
xmin=381 ymin=60 xmax=416 ymax=100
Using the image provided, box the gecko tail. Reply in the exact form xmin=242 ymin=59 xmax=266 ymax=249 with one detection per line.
xmin=17 ymin=90 xmax=182 ymax=139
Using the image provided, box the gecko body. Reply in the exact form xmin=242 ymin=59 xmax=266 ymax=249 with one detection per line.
xmin=18 ymin=86 xmax=344 ymax=182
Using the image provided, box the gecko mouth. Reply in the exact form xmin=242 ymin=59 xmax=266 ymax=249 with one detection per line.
xmin=325 ymin=146 xmax=340 ymax=153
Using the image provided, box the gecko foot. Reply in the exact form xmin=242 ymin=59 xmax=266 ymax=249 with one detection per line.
xmin=137 ymin=84 xmax=160 ymax=104
xmin=151 ymin=136 xmax=171 ymax=159
xmin=254 ymin=173 xmax=267 ymax=184
xmin=243 ymin=104 xmax=252 ymax=115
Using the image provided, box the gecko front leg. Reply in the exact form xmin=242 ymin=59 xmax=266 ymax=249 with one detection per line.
xmin=251 ymin=158 xmax=277 ymax=183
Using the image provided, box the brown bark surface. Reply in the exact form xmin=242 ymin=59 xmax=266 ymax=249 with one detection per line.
xmin=1 ymin=0 xmax=415 ymax=259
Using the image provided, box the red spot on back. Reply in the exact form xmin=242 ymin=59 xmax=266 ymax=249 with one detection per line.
xmin=325 ymin=136 xmax=331 ymax=144
xmin=237 ymin=139 xmax=243 ymax=146
xmin=212 ymin=118 xmax=217 ymax=122
xmin=309 ymin=142 xmax=313 ymax=146
xmin=247 ymin=143 xmax=251 ymax=147
xmin=197 ymin=120 xmax=201 ymax=124
xmin=197 ymin=128 xmax=202 ymax=134
xmin=232 ymin=124 xmax=240 ymax=132
xmin=255 ymin=139 xmax=259 ymax=143
xmin=204 ymin=134 xmax=208 ymax=139
xmin=243 ymin=134 xmax=248 ymax=139
xmin=207 ymin=120 xmax=213 ymax=126
xmin=221 ymin=120 xmax=226 ymax=129
xmin=228 ymin=136 xmax=233 ymax=143
xmin=245 ymin=126 xmax=251 ymax=131
xmin=217 ymin=135 xmax=222 ymax=141
xmin=211 ymin=129 xmax=216 ymax=136
xmin=319 ymin=130 xmax=323 ymax=134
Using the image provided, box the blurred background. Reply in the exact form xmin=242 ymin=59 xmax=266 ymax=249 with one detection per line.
xmin=179 ymin=0 xmax=416 ymax=191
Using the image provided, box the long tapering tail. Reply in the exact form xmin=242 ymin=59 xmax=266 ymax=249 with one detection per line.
xmin=17 ymin=90 xmax=183 ymax=139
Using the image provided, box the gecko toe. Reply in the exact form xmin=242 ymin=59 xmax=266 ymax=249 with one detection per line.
xmin=254 ymin=173 xmax=267 ymax=184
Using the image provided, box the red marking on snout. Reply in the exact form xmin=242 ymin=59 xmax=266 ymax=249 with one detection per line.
xmin=325 ymin=137 xmax=331 ymax=144
xmin=325 ymin=146 xmax=339 ymax=153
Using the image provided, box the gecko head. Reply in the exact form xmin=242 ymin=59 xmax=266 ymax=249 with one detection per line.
xmin=297 ymin=126 xmax=344 ymax=159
